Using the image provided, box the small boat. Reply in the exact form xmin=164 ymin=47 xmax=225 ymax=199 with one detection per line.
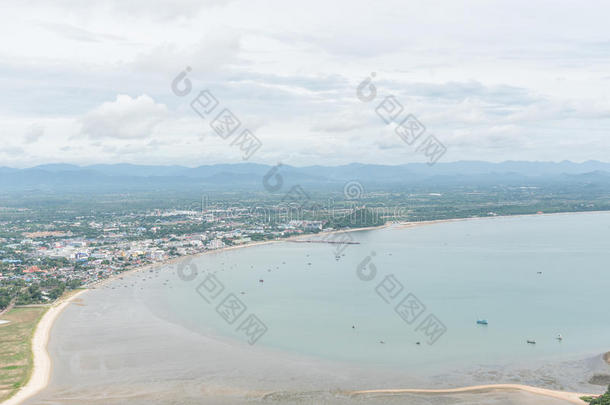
xmin=476 ymin=319 xmax=488 ymax=325
xmin=527 ymin=340 xmax=536 ymax=344
xmin=556 ymin=334 xmax=563 ymax=340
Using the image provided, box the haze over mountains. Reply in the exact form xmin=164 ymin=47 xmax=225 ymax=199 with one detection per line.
xmin=1 ymin=161 xmax=610 ymax=192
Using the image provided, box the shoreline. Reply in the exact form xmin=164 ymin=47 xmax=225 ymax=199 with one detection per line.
xmin=85 ymin=208 xmax=610 ymax=290
xmin=4 ymin=209 xmax=609 ymax=405
xmin=1 ymin=290 xmax=87 ymax=405
xmin=395 ymin=209 xmax=610 ymax=229
xmin=84 ymin=223 xmax=394 ymax=290
xmin=346 ymin=384 xmax=596 ymax=404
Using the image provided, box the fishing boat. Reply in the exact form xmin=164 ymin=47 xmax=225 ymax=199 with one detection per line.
xmin=527 ymin=339 xmax=536 ymax=344
xmin=476 ymin=319 xmax=488 ymax=325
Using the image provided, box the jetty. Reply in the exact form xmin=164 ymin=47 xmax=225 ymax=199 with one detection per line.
xmin=288 ymin=240 xmax=360 ymax=245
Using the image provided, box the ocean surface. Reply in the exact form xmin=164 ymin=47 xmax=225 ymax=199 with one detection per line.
xmin=26 ymin=212 xmax=610 ymax=404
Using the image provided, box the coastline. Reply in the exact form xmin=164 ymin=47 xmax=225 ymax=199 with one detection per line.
xmin=1 ymin=290 xmax=87 ymax=405
xmin=4 ymin=209 xmax=609 ymax=405
xmin=347 ymin=384 xmax=596 ymax=404
xmin=85 ymin=208 xmax=610 ymax=290
xmin=1 ymin=226 xmax=383 ymax=405
xmin=395 ymin=209 xmax=610 ymax=229
xmin=85 ymin=223 xmax=393 ymax=289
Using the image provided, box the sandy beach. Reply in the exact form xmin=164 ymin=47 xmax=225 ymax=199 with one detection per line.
xmin=2 ymin=226 xmax=383 ymax=405
xmin=1 ymin=290 xmax=86 ymax=405
xmin=4 ymin=211 xmax=609 ymax=405
xmin=87 ymin=210 xmax=609 ymax=290
xmin=85 ymin=223 xmax=394 ymax=290
xmin=348 ymin=384 xmax=596 ymax=404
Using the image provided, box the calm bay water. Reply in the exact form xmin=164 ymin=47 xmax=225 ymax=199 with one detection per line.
xmin=27 ymin=212 xmax=610 ymax=405
xmin=153 ymin=212 xmax=610 ymax=371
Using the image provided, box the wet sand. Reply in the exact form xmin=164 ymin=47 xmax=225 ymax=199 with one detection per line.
xmin=3 ymin=290 xmax=86 ymax=405
xmin=348 ymin=384 xmax=592 ymax=404
xmin=15 ymin=261 xmax=605 ymax=405
xmin=9 ymin=212 xmax=610 ymax=404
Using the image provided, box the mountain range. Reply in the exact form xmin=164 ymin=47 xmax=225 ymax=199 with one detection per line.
xmin=1 ymin=161 xmax=609 ymax=192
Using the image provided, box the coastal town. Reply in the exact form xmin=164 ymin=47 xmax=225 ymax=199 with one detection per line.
xmin=2 ymin=179 xmax=608 ymax=312
xmin=0 ymin=203 xmax=368 ymax=310
xmin=3 ymin=0 xmax=610 ymax=403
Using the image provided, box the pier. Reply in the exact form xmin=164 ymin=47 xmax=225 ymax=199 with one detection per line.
xmin=288 ymin=240 xmax=360 ymax=245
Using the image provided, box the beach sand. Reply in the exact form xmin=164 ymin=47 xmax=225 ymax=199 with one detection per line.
xmin=348 ymin=384 xmax=594 ymax=404
xmin=2 ymin=290 xmax=86 ymax=405
xmin=13 ymin=280 xmax=599 ymax=405
xmin=85 ymin=224 xmax=392 ymax=290
xmin=6 ymin=212 xmax=610 ymax=405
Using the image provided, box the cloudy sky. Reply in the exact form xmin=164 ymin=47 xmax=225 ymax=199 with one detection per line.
xmin=1 ymin=0 xmax=609 ymax=167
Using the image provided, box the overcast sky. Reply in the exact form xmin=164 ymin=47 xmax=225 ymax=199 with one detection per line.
xmin=1 ymin=0 xmax=609 ymax=167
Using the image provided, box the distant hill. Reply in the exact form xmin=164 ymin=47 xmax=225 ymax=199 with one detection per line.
xmin=1 ymin=161 xmax=610 ymax=192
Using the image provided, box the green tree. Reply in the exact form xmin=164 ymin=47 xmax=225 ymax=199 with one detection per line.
xmin=584 ymin=385 xmax=610 ymax=405
xmin=48 ymin=285 xmax=65 ymax=300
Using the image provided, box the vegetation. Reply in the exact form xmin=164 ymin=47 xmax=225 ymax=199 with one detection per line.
xmin=0 ymin=287 xmax=17 ymax=310
xmin=582 ymin=385 xmax=610 ymax=404
xmin=15 ymin=285 xmax=42 ymax=305
xmin=327 ymin=207 xmax=386 ymax=228
xmin=0 ymin=307 xmax=47 ymax=402
xmin=1 ymin=280 xmax=81 ymax=310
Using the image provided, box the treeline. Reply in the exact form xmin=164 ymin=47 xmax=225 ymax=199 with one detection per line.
xmin=0 ymin=278 xmax=82 ymax=309
xmin=327 ymin=208 xmax=386 ymax=229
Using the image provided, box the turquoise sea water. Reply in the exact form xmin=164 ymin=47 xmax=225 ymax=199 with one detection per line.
xmin=150 ymin=212 xmax=610 ymax=373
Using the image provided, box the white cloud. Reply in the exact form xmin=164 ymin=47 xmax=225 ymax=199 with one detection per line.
xmin=0 ymin=0 xmax=609 ymax=165
xmin=143 ymin=41 xmax=241 ymax=77
xmin=24 ymin=124 xmax=45 ymax=144
xmin=37 ymin=22 xmax=126 ymax=43
xmin=80 ymin=95 xmax=168 ymax=139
